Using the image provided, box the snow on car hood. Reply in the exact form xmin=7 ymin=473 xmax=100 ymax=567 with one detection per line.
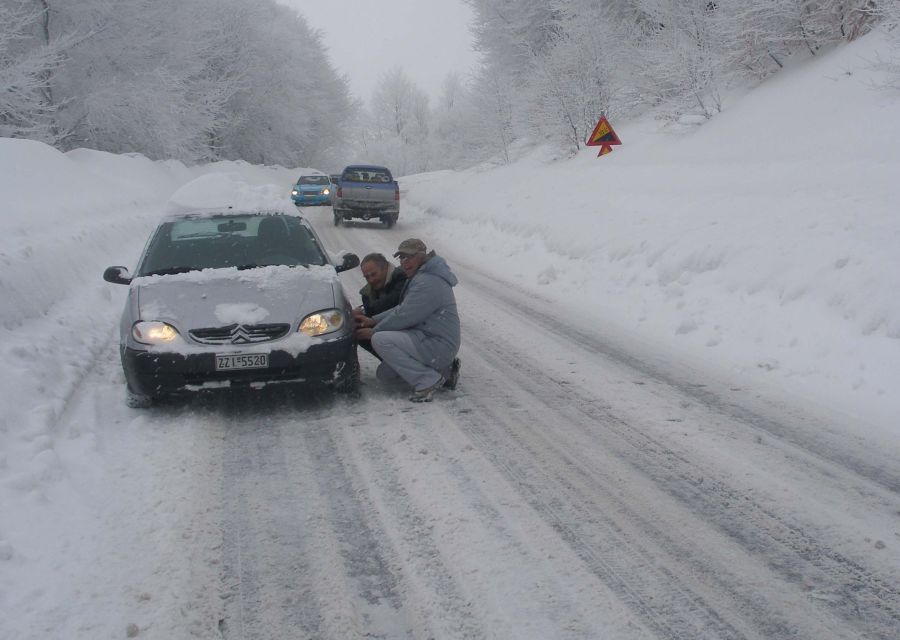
xmin=132 ymin=264 xmax=339 ymax=331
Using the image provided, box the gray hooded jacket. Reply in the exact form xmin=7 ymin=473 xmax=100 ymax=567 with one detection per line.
xmin=372 ymin=253 xmax=460 ymax=369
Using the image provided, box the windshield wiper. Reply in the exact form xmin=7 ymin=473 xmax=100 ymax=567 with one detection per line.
xmin=176 ymin=232 xmax=226 ymax=239
xmin=237 ymin=262 xmax=308 ymax=269
xmin=142 ymin=266 xmax=196 ymax=276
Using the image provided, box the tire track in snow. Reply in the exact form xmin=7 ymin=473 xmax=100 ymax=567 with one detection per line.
xmin=354 ymin=407 xmax=656 ymax=640
xmin=337 ymin=401 xmax=492 ymax=640
xmin=458 ymin=264 xmax=900 ymax=495
xmin=442 ymin=372 xmax=757 ymax=640
xmin=218 ymin=404 xmax=329 ymax=639
xmin=218 ymin=394 xmax=419 ymax=639
xmin=446 ymin=268 xmax=900 ymax=640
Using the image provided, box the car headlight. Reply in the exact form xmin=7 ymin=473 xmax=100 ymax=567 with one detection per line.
xmin=323 ymin=188 xmax=330 ymax=195
xmin=298 ymin=309 xmax=344 ymax=337
xmin=132 ymin=321 xmax=180 ymax=344
xmin=291 ymin=189 xmax=299 ymax=196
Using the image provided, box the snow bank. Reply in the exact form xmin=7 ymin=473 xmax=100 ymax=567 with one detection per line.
xmin=166 ymin=171 xmax=293 ymax=214
xmin=399 ymin=31 xmax=900 ymax=431
xmin=0 ymin=143 xmax=301 ymax=564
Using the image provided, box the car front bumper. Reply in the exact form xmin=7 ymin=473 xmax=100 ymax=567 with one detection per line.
xmin=291 ymin=193 xmax=331 ymax=206
xmin=122 ymin=335 xmax=356 ymax=397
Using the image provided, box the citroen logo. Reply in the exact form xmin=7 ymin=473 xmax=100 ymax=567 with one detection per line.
xmin=230 ymin=326 xmax=253 ymax=344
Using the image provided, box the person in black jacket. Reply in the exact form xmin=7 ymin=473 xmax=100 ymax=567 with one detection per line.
xmin=355 ymin=252 xmax=407 ymax=359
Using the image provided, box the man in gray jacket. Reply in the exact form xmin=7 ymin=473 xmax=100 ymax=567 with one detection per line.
xmin=353 ymin=238 xmax=461 ymax=402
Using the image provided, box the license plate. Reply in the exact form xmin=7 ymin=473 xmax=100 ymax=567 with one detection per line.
xmin=215 ymin=353 xmax=268 ymax=370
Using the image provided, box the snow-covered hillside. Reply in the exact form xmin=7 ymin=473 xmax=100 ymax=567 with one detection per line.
xmin=401 ymin=31 xmax=900 ymax=434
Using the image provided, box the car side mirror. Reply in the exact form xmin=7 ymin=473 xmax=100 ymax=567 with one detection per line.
xmin=103 ymin=266 xmax=132 ymax=285
xmin=335 ymin=253 xmax=360 ymax=273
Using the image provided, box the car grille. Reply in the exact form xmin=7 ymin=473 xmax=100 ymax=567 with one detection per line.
xmin=189 ymin=323 xmax=291 ymax=345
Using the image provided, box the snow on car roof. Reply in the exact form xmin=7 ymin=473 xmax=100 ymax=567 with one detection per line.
xmin=160 ymin=209 xmax=306 ymax=223
xmin=133 ymin=263 xmax=338 ymax=288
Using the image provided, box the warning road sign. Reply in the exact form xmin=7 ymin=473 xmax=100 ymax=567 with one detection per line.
xmin=586 ymin=115 xmax=621 ymax=157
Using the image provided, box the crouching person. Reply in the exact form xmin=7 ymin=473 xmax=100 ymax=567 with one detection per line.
xmin=354 ymin=252 xmax=407 ymax=360
xmin=354 ymin=238 xmax=461 ymax=402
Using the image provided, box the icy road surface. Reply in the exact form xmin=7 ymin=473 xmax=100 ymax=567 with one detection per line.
xmin=13 ymin=215 xmax=899 ymax=640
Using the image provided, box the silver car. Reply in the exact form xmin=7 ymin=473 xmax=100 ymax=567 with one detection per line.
xmin=103 ymin=210 xmax=361 ymax=406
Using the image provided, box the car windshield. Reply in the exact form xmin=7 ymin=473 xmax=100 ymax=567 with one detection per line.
xmin=137 ymin=214 xmax=327 ymax=276
xmin=341 ymin=169 xmax=392 ymax=183
xmin=297 ymin=175 xmax=329 ymax=185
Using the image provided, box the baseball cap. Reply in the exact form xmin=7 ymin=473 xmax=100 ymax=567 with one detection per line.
xmin=393 ymin=238 xmax=427 ymax=257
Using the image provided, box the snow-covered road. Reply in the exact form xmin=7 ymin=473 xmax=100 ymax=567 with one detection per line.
xmin=7 ymin=32 xmax=900 ymax=634
xmin=13 ymin=214 xmax=895 ymax=640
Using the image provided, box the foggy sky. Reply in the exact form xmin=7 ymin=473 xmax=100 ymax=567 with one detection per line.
xmin=276 ymin=0 xmax=479 ymax=103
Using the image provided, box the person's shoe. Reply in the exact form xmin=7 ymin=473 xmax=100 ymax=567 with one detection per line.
xmin=409 ymin=376 xmax=445 ymax=403
xmin=443 ymin=358 xmax=461 ymax=390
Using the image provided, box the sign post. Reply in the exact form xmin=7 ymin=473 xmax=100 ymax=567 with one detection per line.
xmin=586 ymin=115 xmax=622 ymax=157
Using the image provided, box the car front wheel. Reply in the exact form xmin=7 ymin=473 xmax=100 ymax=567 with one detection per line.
xmin=126 ymin=386 xmax=154 ymax=408
xmin=333 ymin=357 xmax=360 ymax=397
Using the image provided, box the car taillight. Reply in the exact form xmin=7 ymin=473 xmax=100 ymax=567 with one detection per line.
xmin=337 ymin=186 xmax=342 ymax=198
xmin=394 ymin=188 xmax=399 ymax=201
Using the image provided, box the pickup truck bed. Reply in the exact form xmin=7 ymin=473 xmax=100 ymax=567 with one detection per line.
xmin=332 ymin=165 xmax=399 ymax=228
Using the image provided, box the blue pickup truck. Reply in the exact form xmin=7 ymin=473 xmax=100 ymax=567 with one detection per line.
xmin=331 ymin=165 xmax=399 ymax=228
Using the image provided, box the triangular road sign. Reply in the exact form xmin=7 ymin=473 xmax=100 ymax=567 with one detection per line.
xmin=586 ymin=115 xmax=621 ymax=156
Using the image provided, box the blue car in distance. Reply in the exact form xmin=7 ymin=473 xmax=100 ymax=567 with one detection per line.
xmin=291 ymin=174 xmax=332 ymax=206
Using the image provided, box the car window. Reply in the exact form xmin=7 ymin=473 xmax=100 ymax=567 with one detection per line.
xmin=253 ymin=216 xmax=328 ymax=267
xmin=169 ymin=218 xmax=252 ymax=239
xmin=342 ymin=169 xmax=392 ymax=183
xmin=297 ymin=175 xmax=329 ymax=185
xmin=138 ymin=215 xmax=327 ymax=276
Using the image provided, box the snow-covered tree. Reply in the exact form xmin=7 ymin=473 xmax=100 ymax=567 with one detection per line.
xmin=870 ymin=0 xmax=900 ymax=91
xmin=424 ymin=72 xmax=481 ymax=169
xmin=0 ymin=1 xmax=75 ymax=143
xmin=204 ymin=1 xmax=352 ymax=167
xmin=54 ymin=0 xmax=238 ymax=160
xmin=630 ymin=0 xmax=729 ymax=120
xmin=370 ymin=66 xmax=430 ymax=144
xmin=359 ymin=67 xmax=432 ymax=174
xmin=468 ymin=68 xmax=517 ymax=164
xmin=465 ymin=0 xmax=563 ymax=79
xmin=5 ymin=0 xmax=891 ymax=167
xmin=2 ymin=0 xmax=353 ymax=166
xmin=521 ymin=2 xmax=636 ymax=150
